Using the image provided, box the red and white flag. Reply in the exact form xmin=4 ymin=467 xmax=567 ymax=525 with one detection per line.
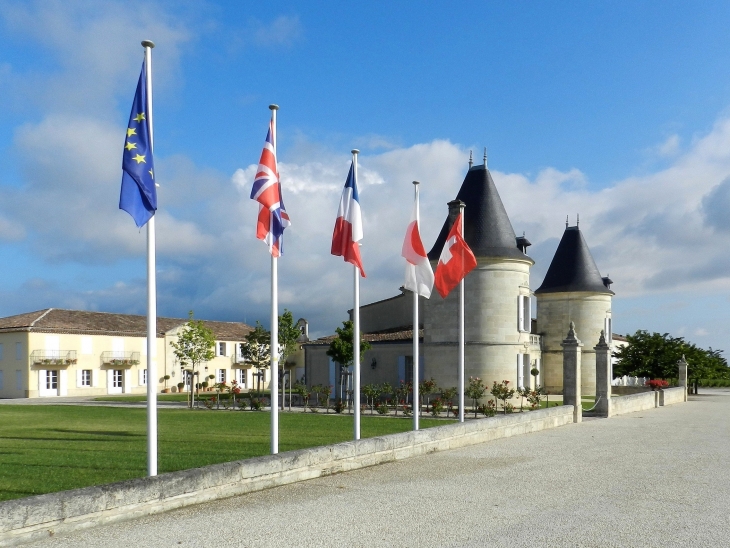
xmin=331 ymin=162 xmax=366 ymax=276
xmin=402 ymin=198 xmax=434 ymax=298
xmin=434 ymin=213 xmax=477 ymax=298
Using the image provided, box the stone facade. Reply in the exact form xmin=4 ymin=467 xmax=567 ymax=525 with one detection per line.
xmin=537 ymin=292 xmax=612 ymax=394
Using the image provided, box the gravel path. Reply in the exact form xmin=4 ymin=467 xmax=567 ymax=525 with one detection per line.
xmin=28 ymin=389 xmax=730 ymax=548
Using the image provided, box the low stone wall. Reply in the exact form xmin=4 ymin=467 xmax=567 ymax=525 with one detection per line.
xmin=0 ymin=405 xmax=574 ymax=547
xmin=610 ymin=391 xmax=658 ymax=417
xmin=659 ymin=386 xmax=686 ymax=406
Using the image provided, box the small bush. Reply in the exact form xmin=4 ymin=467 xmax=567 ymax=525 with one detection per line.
xmin=376 ymin=401 xmax=389 ymax=415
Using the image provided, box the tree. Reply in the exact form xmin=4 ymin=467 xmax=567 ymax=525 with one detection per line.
xmin=465 ymin=377 xmax=486 ymax=418
xmin=613 ymin=330 xmax=729 ymax=383
xmin=240 ymin=322 xmax=271 ymax=393
xmin=278 ymin=309 xmax=302 ymax=410
xmin=326 ymin=320 xmax=372 ymax=368
xmin=326 ymin=320 xmax=371 ymax=409
xmin=170 ymin=311 xmax=215 ymax=409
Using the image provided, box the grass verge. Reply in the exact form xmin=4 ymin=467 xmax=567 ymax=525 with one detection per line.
xmin=0 ymin=406 xmax=450 ymax=501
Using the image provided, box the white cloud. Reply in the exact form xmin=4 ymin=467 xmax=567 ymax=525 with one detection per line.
xmin=648 ymin=134 xmax=681 ymax=158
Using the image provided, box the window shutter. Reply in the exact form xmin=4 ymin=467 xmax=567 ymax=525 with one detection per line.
xmin=523 ymin=354 xmax=531 ymax=390
xmin=517 ymin=354 xmax=524 ymax=389
xmin=91 ymin=370 xmax=98 ymax=387
xmin=518 ymin=296 xmax=524 ymax=332
xmin=76 ymin=369 xmax=83 ymax=388
xmin=525 ymin=296 xmax=532 ymax=333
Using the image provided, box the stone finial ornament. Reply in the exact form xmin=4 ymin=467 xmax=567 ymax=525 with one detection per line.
xmin=567 ymin=321 xmax=576 ymax=339
xmin=598 ymin=329 xmax=606 ymax=346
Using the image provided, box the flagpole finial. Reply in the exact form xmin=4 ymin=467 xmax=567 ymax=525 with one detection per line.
xmin=351 ymin=149 xmax=359 ymax=155
xmin=468 ymin=150 xmax=473 ymax=168
xmin=269 ymin=104 xmax=279 ymax=111
xmin=412 ymin=180 xmax=420 ymax=186
xmin=141 ymin=40 xmax=155 ymax=49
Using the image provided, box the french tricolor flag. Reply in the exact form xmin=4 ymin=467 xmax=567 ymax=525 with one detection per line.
xmin=331 ymin=161 xmax=366 ymax=277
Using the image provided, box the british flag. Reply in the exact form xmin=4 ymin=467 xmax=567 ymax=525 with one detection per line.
xmin=250 ymin=117 xmax=290 ymax=257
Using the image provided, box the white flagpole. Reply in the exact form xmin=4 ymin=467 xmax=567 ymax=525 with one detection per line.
xmin=270 ymin=104 xmax=280 ymax=455
xmin=352 ymin=149 xmax=361 ymax=441
xmin=412 ymin=181 xmax=420 ymax=431
xmin=141 ymin=39 xmax=157 ymax=477
xmin=458 ymin=202 xmax=465 ymax=423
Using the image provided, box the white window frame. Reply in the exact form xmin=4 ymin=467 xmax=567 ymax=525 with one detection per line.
xmin=81 ymin=370 xmax=92 ymax=387
xmin=217 ymin=342 xmax=227 ymax=357
xmin=217 ymin=368 xmax=226 ymax=383
xmin=235 ymin=368 xmax=246 ymax=388
xmin=113 ymin=370 xmax=123 ymax=389
xmin=139 ymin=369 xmax=147 ymax=386
xmin=46 ymin=370 xmax=59 ymax=390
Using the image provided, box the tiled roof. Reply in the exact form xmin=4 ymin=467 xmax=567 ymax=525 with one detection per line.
xmin=304 ymin=328 xmax=422 ymax=346
xmin=0 ymin=309 xmax=252 ymax=340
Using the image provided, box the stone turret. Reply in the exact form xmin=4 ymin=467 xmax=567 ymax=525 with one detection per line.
xmin=424 ymin=163 xmax=536 ymax=390
xmin=535 ymin=224 xmax=613 ymax=395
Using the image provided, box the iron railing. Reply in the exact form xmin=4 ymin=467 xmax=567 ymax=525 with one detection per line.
xmin=30 ymin=350 xmax=77 ymax=366
xmin=100 ymin=351 xmax=141 ymax=367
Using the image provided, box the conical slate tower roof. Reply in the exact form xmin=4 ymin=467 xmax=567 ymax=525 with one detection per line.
xmin=535 ymin=226 xmax=613 ymax=295
xmin=427 ymin=164 xmax=531 ymax=262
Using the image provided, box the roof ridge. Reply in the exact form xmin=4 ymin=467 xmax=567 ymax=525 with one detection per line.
xmin=29 ymin=308 xmax=53 ymax=327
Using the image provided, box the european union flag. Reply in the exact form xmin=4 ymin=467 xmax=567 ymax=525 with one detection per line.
xmin=120 ymin=59 xmax=157 ymax=227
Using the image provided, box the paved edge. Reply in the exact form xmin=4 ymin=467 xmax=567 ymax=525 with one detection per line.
xmin=0 ymin=406 xmax=575 ymax=547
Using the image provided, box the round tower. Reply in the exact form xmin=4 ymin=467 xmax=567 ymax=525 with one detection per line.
xmin=535 ymin=223 xmax=614 ymax=395
xmin=423 ymin=161 xmax=537 ymax=391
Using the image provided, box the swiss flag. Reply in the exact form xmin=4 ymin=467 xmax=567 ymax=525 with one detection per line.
xmin=434 ymin=213 xmax=477 ymax=298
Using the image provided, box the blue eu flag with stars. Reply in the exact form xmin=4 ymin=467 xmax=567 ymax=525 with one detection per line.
xmin=120 ymin=59 xmax=157 ymax=227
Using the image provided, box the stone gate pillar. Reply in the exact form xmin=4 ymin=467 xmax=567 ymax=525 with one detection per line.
xmin=561 ymin=321 xmax=583 ymax=423
xmin=594 ymin=330 xmax=612 ymax=417
xmin=678 ymin=355 xmax=688 ymax=402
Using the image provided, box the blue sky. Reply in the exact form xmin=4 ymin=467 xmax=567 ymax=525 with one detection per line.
xmin=1 ymin=0 xmax=730 ymax=352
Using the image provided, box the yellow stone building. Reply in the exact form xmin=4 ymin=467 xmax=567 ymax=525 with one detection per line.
xmin=0 ymin=309 xmax=260 ymax=398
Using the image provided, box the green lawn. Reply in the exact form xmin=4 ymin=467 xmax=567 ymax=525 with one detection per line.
xmin=0 ymin=406 xmax=451 ymax=501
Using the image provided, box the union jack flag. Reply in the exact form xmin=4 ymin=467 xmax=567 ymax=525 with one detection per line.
xmin=250 ymin=117 xmax=290 ymax=256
